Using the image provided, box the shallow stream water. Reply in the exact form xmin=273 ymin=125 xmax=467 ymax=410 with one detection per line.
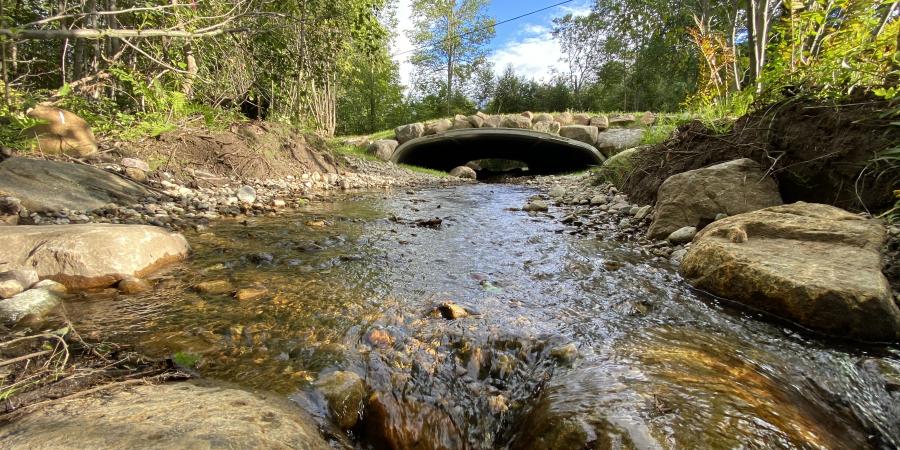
xmin=67 ymin=184 xmax=900 ymax=449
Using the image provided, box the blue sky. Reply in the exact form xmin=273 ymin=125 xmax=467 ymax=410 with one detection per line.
xmin=393 ymin=0 xmax=593 ymax=88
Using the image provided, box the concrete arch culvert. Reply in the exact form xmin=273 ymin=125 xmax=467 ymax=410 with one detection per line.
xmin=390 ymin=128 xmax=607 ymax=174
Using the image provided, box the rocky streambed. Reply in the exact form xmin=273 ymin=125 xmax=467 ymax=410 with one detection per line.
xmin=2 ymin=180 xmax=898 ymax=449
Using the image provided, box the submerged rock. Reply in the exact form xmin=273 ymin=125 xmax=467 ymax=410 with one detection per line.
xmin=523 ymin=200 xmax=549 ymax=212
xmin=195 ymin=280 xmax=234 ymax=295
xmin=315 ymin=370 xmax=366 ymax=430
xmin=680 ymin=202 xmax=900 ymax=341
xmin=117 ymin=276 xmax=151 ymax=294
xmin=0 ymin=225 xmax=189 ymax=289
xmin=437 ymin=301 xmax=469 ymax=320
xmin=0 ymin=381 xmax=330 ymax=449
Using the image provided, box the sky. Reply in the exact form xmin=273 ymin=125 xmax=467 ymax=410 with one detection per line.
xmin=392 ymin=0 xmax=593 ymax=90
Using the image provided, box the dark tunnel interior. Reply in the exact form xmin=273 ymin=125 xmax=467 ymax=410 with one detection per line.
xmin=390 ymin=129 xmax=606 ymax=174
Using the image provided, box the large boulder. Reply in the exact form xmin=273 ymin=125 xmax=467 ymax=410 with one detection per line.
xmin=608 ymin=114 xmax=636 ymax=127
xmin=367 ymin=140 xmax=399 ymax=162
xmin=648 ymin=159 xmax=783 ymax=240
xmin=572 ymin=113 xmax=591 ymax=125
xmin=559 ymin=125 xmax=599 ymax=146
xmin=0 ymin=224 xmax=190 ymax=289
xmin=532 ymin=121 xmax=561 ymax=135
xmin=449 ymin=166 xmax=477 ymax=179
xmin=394 ymin=123 xmax=424 ymax=144
xmin=594 ymin=128 xmax=645 ymax=156
xmin=0 ymin=158 xmax=152 ymax=212
xmin=0 ymin=381 xmax=330 ymax=449
xmin=680 ymin=203 xmax=900 ymax=341
xmin=555 ymin=112 xmax=574 ymax=126
xmin=589 ymin=115 xmax=609 ymax=130
xmin=500 ymin=115 xmax=532 ymax=129
xmin=450 ymin=115 xmax=472 ymax=130
xmin=425 ymin=119 xmax=452 ymax=135
xmin=467 ymin=114 xmax=484 ymax=128
xmin=24 ymin=105 xmax=98 ymax=158
xmin=532 ymin=113 xmax=555 ymax=124
xmin=314 ymin=371 xmax=366 ymax=430
xmin=600 ymin=147 xmax=639 ymax=186
xmin=481 ymin=115 xmax=503 ymax=128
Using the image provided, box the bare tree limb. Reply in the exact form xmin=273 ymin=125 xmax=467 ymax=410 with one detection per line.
xmin=0 ymin=27 xmax=247 ymax=40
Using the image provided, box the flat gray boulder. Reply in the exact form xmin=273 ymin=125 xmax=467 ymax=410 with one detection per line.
xmin=394 ymin=122 xmax=424 ymax=144
xmin=0 ymin=158 xmax=152 ymax=212
xmin=681 ymin=202 xmax=900 ymax=341
xmin=594 ymin=129 xmax=645 ymax=156
xmin=0 ymin=224 xmax=190 ymax=289
xmin=0 ymin=381 xmax=329 ymax=449
xmin=648 ymin=159 xmax=783 ymax=239
xmin=559 ymin=125 xmax=599 ymax=146
xmin=368 ymin=139 xmax=399 ymax=161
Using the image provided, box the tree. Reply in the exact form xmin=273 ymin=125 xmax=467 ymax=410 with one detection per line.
xmin=408 ymin=0 xmax=494 ymax=116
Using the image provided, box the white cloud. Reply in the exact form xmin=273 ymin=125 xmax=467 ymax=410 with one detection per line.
xmin=393 ymin=0 xmax=415 ymax=90
xmin=489 ymin=35 xmax=564 ymax=82
xmin=519 ymin=23 xmax=549 ymax=36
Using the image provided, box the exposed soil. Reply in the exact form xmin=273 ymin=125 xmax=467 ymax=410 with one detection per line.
xmin=111 ymin=121 xmax=341 ymax=181
xmin=622 ymin=96 xmax=900 ymax=212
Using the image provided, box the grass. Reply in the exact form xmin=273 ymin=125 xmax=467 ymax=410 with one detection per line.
xmin=400 ymin=163 xmax=448 ymax=177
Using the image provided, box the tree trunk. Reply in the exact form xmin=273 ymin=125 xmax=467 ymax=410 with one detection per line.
xmin=0 ymin=0 xmax=8 ymax=108
xmin=182 ymin=41 xmax=197 ymax=97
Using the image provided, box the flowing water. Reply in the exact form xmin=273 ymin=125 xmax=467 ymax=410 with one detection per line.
xmin=66 ymin=184 xmax=900 ymax=449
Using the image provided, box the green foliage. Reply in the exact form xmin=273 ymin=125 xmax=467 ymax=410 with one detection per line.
xmin=172 ymin=352 xmax=200 ymax=369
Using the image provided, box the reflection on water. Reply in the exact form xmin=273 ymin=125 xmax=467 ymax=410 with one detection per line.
xmin=66 ymin=184 xmax=900 ymax=449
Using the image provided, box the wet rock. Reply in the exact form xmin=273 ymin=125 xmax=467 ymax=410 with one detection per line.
xmin=589 ymin=195 xmax=606 ymax=206
xmin=235 ymin=287 xmax=269 ymax=301
xmin=550 ymin=343 xmax=578 ymax=365
xmin=559 ymin=125 xmax=599 ymax=146
xmin=669 ymin=248 xmax=688 ymax=266
xmin=195 ymin=280 xmax=234 ymax=295
xmin=0 ymin=280 xmax=24 ymax=299
xmin=364 ymin=392 xmax=465 ymax=450
xmin=648 ymin=158 xmax=783 ymax=240
xmin=681 ymin=202 xmax=900 ymax=341
xmin=395 ymin=123 xmax=425 ymax=144
xmin=449 ymin=166 xmax=477 ymax=180
xmin=368 ymin=140 xmax=399 ymax=161
xmin=315 ymin=371 xmax=366 ymax=429
xmin=437 ymin=302 xmax=469 ymax=320
xmin=33 ymin=279 xmax=67 ymax=295
xmin=367 ymin=328 xmax=394 ymax=348
xmin=0 ymin=269 xmax=39 ymax=290
xmin=0 ymin=381 xmax=329 ymax=449
xmin=117 ymin=276 xmax=151 ymax=294
xmin=237 ymin=185 xmax=257 ymax=204
xmin=667 ymin=226 xmax=697 ymax=244
xmin=634 ymin=205 xmax=652 ymax=220
xmin=0 ymin=288 xmax=61 ymax=324
xmin=523 ymin=200 xmax=549 ymax=212
xmin=0 ymin=225 xmax=189 ymax=289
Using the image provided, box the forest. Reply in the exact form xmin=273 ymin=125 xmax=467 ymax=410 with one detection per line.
xmin=0 ymin=0 xmax=896 ymax=138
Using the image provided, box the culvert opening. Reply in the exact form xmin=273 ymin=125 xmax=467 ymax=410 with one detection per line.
xmin=391 ymin=128 xmax=605 ymax=175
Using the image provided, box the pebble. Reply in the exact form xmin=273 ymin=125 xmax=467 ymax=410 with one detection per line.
xmin=195 ymin=280 xmax=234 ymax=295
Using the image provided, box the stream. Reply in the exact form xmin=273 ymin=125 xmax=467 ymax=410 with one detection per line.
xmin=66 ymin=184 xmax=900 ymax=449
